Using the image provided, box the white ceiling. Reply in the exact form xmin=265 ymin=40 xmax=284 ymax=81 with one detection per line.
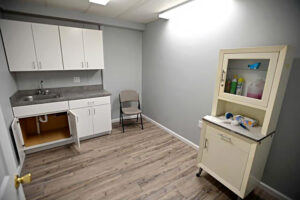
xmin=19 ymin=0 xmax=189 ymax=24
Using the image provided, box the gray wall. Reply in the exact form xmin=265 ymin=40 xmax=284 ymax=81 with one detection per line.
xmin=15 ymin=71 xmax=102 ymax=90
xmin=0 ymin=31 xmax=18 ymax=164
xmin=102 ymin=25 xmax=142 ymax=119
xmin=142 ymin=0 xmax=300 ymax=199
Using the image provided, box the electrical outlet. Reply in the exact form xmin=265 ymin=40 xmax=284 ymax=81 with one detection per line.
xmin=73 ymin=77 xmax=80 ymax=83
xmin=198 ymin=120 xmax=203 ymax=128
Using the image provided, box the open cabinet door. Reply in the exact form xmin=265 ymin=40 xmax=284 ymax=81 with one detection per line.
xmin=68 ymin=111 xmax=80 ymax=148
xmin=1 ymin=108 xmax=26 ymax=200
xmin=11 ymin=118 xmax=25 ymax=169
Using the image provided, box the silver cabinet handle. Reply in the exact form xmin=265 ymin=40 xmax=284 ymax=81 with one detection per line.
xmin=94 ymin=108 xmax=96 ymax=115
xmin=221 ymin=70 xmax=226 ymax=87
xmin=219 ymin=134 xmax=232 ymax=143
xmin=32 ymin=61 xmax=36 ymax=69
xmin=204 ymin=138 xmax=208 ymax=149
xmin=76 ymin=116 xmax=79 ymax=122
xmin=86 ymin=62 xmax=89 ymax=68
xmin=88 ymin=109 xmax=90 ymax=115
xmin=81 ymin=62 xmax=84 ymax=68
xmin=38 ymin=61 xmax=42 ymax=69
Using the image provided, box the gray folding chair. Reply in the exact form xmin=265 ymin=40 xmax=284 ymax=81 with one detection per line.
xmin=119 ymin=90 xmax=143 ymax=133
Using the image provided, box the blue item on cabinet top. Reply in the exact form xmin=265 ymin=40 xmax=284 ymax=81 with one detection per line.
xmin=248 ymin=62 xmax=261 ymax=70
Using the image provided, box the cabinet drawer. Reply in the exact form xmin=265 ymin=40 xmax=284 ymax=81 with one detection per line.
xmin=69 ymin=96 xmax=110 ymax=109
xmin=13 ymin=101 xmax=69 ymax=118
xmin=202 ymin=125 xmax=250 ymax=190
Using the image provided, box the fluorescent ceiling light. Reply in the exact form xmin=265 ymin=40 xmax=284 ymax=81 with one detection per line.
xmin=89 ymin=0 xmax=110 ymax=5
xmin=159 ymin=0 xmax=232 ymax=20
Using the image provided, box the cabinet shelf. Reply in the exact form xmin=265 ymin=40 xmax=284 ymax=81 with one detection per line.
xmin=203 ymin=115 xmax=273 ymax=142
xmin=19 ymin=112 xmax=71 ymax=147
xmin=218 ymin=96 xmax=267 ymax=111
xmin=23 ymin=128 xmax=70 ymax=147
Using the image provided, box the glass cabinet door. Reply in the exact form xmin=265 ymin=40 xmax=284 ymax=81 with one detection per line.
xmin=219 ymin=52 xmax=279 ymax=108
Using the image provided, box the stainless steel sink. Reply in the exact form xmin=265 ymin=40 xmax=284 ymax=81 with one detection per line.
xmin=22 ymin=94 xmax=61 ymax=102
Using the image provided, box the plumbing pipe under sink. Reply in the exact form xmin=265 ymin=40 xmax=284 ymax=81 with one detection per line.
xmin=35 ymin=117 xmax=40 ymax=135
xmin=39 ymin=115 xmax=48 ymax=123
xmin=36 ymin=115 xmax=48 ymax=134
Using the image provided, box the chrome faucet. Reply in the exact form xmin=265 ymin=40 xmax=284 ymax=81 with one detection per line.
xmin=36 ymin=80 xmax=46 ymax=95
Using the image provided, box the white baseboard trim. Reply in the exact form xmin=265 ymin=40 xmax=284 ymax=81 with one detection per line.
xmin=142 ymin=114 xmax=291 ymax=200
xmin=259 ymin=182 xmax=292 ymax=200
xmin=142 ymin=114 xmax=199 ymax=150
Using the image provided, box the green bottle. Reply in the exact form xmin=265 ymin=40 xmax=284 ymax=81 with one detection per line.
xmin=230 ymin=75 xmax=238 ymax=94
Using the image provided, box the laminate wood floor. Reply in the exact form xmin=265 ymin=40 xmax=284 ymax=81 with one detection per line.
xmin=22 ymin=119 xmax=277 ymax=200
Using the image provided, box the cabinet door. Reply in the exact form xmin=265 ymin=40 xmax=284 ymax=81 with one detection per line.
xmin=92 ymin=104 xmax=112 ymax=134
xmin=59 ymin=26 xmax=85 ymax=70
xmin=202 ymin=126 xmax=250 ymax=190
xmin=0 ymin=20 xmax=37 ymax=71
xmin=32 ymin=23 xmax=63 ymax=71
xmin=11 ymin=118 xmax=25 ymax=167
xmin=83 ymin=29 xmax=104 ymax=69
xmin=68 ymin=111 xmax=80 ymax=148
xmin=71 ymin=108 xmax=93 ymax=138
xmin=219 ymin=52 xmax=279 ymax=108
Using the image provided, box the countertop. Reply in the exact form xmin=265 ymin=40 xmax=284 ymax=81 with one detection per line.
xmin=10 ymin=85 xmax=111 ymax=107
xmin=202 ymin=115 xmax=274 ymax=142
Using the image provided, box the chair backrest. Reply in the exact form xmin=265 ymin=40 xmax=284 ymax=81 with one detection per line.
xmin=119 ymin=90 xmax=139 ymax=103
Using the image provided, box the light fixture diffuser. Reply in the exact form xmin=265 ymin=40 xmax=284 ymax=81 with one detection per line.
xmin=89 ymin=0 xmax=110 ymax=6
xmin=159 ymin=0 xmax=232 ymax=20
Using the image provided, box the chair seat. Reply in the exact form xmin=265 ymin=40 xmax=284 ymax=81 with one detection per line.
xmin=122 ymin=107 xmax=142 ymax=115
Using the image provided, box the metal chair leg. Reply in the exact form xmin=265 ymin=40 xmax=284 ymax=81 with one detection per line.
xmin=121 ymin=115 xmax=125 ymax=133
xmin=140 ymin=113 xmax=144 ymax=130
xmin=196 ymin=168 xmax=203 ymax=177
xmin=136 ymin=114 xmax=138 ymax=122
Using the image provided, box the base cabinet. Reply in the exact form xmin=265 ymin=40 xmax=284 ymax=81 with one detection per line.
xmin=69 ymin=97 xmax=112 ymax=139
xmin=92 ymin=104 xmax=112 ymax=135
xmin=11 ymin=110 xmax=80 ymax=168
xmin=197 ymin=122 xmax=273 ymax=198
xmin=202 ymin=125 xmax=250 ymax=190
xmin=71 ymin=107 xmax=94 ymax=138
xmin=11 ymin=96 xmax=112 ymax=167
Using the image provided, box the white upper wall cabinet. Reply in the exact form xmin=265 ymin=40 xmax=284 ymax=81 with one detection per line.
xmin=83 ymin=29 xmax=104 ymax=69
xmin=59 ymin=26 xmax=86 ymax=70
xmin=60 ymin=26 xmax=104 ymax=70
xmin=0 ymin=20 xmax=105 ymax=71
xmin=0 ymin=20 xmax=37 ymax=71
xmin=32 ymin=23 xmax=63 ymax=71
